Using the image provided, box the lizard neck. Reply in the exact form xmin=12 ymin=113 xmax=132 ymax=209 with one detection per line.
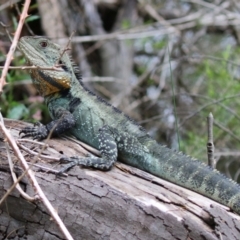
xmin=29 ymin=69 xmax=71 ymax=97
xmin=44 ymin=89 xmax=71 ymax=105
xmin=70 ymin=73 xmax=91 ymax=96
xmin=44 ymin=73 xmax=87 ymax=105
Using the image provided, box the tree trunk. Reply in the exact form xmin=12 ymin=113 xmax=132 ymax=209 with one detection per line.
xmin=0 ymin=119 xmax=240 ymax=239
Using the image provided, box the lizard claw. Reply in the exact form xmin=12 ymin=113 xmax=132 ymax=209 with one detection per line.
xmin=19 ymin=122 xmax=48 ymax=140
xmin=57 ymin=156 xmax=78 ymax=175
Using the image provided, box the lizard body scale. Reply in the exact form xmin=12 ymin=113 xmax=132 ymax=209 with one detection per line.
xmin=18 ymin=36 xmax=240 ymax=215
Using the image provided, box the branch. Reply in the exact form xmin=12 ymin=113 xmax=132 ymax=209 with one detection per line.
xmin=0 ymin=65 xmax=64 ymax=71
xmin=0 ymin=114 xmax=74 ymax=240
xmin=0 ymin=0 xmax=31 ymax=93
xmin=207 ymin=113 xmax=215 ymax=168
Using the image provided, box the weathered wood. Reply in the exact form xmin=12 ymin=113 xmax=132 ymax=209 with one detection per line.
xmin=0 ymin=119 xmax=240 ymax=240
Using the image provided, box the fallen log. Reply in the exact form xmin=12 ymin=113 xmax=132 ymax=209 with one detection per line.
xmin=0 ymin=118 xmax=240 ymax=240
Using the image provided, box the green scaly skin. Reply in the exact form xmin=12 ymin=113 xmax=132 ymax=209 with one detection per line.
xmin=18 ymin=36 xmax=240 ymax=214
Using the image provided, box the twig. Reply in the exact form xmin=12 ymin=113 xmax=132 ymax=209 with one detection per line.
xmin=0 ymin=65 xmax=64 ymax=71
xmin=213 ymin=120 xmax=240 ymax=143
xmin=186 ymin=0 xmax=231 ymax=14
xmin=0 ymin=114 xmax=74 ymax=240
xmin=17 ymin=138 xmax=49 ymax=147
xmin=0 ymin=0 xmax=20 ymax=11
xmin=56 ymin=31 xmax=75 ymax=65
xmin=14 ymin=1 xmax=34 ymax=35
xmin=187 ymin=54 xmax=240 ymax=67
xmin=207 ymin=113 xmax=215 ymax=168
xmin=17 ymin=142 xmax=60 ymax=161
xmin=178 ymin=93 xmax=240 ymax=128
xmin=17 ymin=142 xmax=69 ymax=176
xmin=32 ymin=163 xmax=68 ymax=176
xmin=0 ymin=21 xmax=13 ymax=42
xmin=5 ymin=141 xmax=35 ymax=201
xmin=55 ymin=11 xmax=240 ymax=45
xmin=82 ymin=40 xmax=105 ymax=58
xmin=83 ymin=76 xmax=121 ymax=82
xmin=59 ymin=28 xmax=177 ymax=44
xmin=0 ymin=0 xmax=31 ymax=93
xmin=215 ymin=151 xmax=240 ymax=157
xmin=158 ymin=40 xmax=174 ymax=94
xmin=185 ymin=93 xmax=240 ymax=123
xmin=138 ymin=0 xmax=180 ymax=36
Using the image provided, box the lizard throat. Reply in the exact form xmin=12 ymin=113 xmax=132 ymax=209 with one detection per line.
xmin=31 ymin=70 xmax=71 ymax=96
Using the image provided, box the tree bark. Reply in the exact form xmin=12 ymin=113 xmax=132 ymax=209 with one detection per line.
xmin=0 ymin=119 xmax=240 ymax=240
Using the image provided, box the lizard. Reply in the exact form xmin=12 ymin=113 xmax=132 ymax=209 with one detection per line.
xmin=18 ymin=35 xmax=240 ymax=215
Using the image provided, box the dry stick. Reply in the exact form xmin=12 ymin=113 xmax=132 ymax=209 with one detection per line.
xmin=17 ymin=138 xmax=49 ymax=146
xmin=139 ymin=1 xmax=180 ymax=36
xmin=0 ymin=0 xmax=31 ymax=93
xmin=207 ymin=113 xmax=215 ymax=168
xmin=83 ymin=40 xmax=105 ymax=58
xmin=56 ymin=31 xmax=75 ymax=66
xmin=0 ymin=113 xmax=38 ymax=204
xmin=140 ymin=1 xmax=177 ymax=97
xmin=188 ymin=0 xmax=231 ymax=14
xmin=178 ymin=93 xmax=240 ymax=129
xmin=64 ymin=28 xmax=176 ymax=43
xmin=55 ymin=1 xmax=239 ymax=45
xmin=5 ymin=141 xmax=35 ymax=201
xmin=175 ymin=93 xmax=240 ymax=143
xmin=187 ymin=54 xmax=240 ymax=67
xmin=213 ymin=120 xmax=240 ymax=143
xmin=0 ymin=0 xmax=20 ymax=11
xmin=215 ymin=152 xmax=240 ymax=157
xmin=56 ymin=12 xmax=240 ymax=45
xmin=32 ymin=163 xmax=68 ymax=176
xmin=14 ymin=3 xmax=35 ymax=36
xmin=17 ymin=142 xmax=60 ymax=161
xmin=0 ymin=66 xmax=64 ymax=71
xmin=83 ymin=76 xmax=121 ymax=82
xmin=0 ymin=118 xmax=74 ymax=240
xmin=184 ymin=93 xmax=240 ymax=124
xmin=0 ymin=21 xmax=13 ymax=42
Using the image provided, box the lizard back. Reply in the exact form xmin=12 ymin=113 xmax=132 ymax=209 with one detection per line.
xmin=18 ymin=36 xmax=240 ymax=215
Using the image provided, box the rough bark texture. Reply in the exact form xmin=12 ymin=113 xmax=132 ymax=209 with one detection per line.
xmin=0 ymin=119 xmax=240 ymax=240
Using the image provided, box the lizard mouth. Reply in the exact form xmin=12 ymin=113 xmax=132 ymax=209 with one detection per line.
xmin=19 ymin=36 xmax=71 ymax=96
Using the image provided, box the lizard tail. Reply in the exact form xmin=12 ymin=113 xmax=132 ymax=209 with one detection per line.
xmin=130 ymin=141 xmax=240 ymax=214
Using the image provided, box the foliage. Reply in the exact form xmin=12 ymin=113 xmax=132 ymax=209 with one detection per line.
xmin=180 ymin=46 xmax=240 ymax=159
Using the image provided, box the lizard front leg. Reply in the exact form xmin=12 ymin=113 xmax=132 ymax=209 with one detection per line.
xmin=19 ymin=108 xmax=75 ymax=140
xmin=59 ymin=125 xmax=118 ymax=173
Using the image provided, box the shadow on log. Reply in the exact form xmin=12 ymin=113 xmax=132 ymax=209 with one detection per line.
xmin=0 ymin=119 xmax=240 ymax=240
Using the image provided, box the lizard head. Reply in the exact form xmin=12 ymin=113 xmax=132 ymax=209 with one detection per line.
xmin=19 ymin=36 xmax=75 ymax=96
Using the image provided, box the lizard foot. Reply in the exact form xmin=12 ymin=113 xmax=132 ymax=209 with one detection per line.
xmin=19 ymin=122 xmax=48 ymax=140
xmin=58 ymin=154 xmax=94 ymax=173
xmin=58 ymin=153 xmax=113 ymax=174
xmin=58 ymin=156 xmax=86 ymax=175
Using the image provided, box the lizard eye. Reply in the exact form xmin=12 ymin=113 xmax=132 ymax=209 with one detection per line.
xmin=39 ymin=41 xmax=48 ymax=48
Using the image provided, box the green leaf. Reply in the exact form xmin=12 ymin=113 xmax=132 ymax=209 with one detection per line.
xmin=7 ymin=104 xmax=29 ymax=120
xmin=25 ymin=15 xmax=40 ymax=23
